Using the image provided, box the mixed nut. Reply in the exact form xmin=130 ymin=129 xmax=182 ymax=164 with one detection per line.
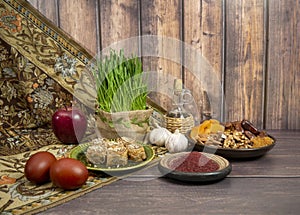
xmin=190 ymin=119 xmax=274 ymax=149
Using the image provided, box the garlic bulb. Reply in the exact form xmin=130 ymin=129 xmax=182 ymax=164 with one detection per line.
xmin=165 ymin=129 xmax=188 ymax=153
xmin=149 ymin=127 xmax=171 ymax=146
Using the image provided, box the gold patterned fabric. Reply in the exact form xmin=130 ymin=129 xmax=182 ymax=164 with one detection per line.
xmin=0 ymin=38 xmax=74 ymax=156
xmin=0 ymin=0 xmax=118 ymax=214
xmin=0 ymin=144 xmax=118 ymax=214
xmin=0 ymin=38 xmax=73 ymax=129
xmin=0 ymin=0 xmax=93 ymax=156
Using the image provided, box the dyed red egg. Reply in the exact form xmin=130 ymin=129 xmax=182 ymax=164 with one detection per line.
xmin=50 ymin=158 xmax=88 ymax=190
xmin=24 ymin=151 xmax=57 ymax=184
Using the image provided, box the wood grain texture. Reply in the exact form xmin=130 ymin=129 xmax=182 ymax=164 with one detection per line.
xmin=224 ymin=0 xmax=265 ymax=128
xmin=27 ymin=0 xmax=59 ymax=25
xmin=183 ymin=0 xmax=223 ymax=122
xmin=41 ymin=178 xmax=300 ymax=215
xmin=58 ymin=0 xmax=98 ymax=55
xmin=99 ymin=0 xmax=139 ymax=55
xmin=266 ymin=0 xmax=300 ymax=129
xmin=24 ymin=1 xmax=300 ymax=129
xmin=140 ymin=0 xmax=182 ymax=111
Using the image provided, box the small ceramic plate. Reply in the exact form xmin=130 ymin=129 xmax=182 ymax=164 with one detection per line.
xmin=69 ymin=142 xmax=155 ymax=174
xmin=186 ymin=131 xmax=276 ymax=159
xmin=158 ymin=152 xmax=231 ymax=183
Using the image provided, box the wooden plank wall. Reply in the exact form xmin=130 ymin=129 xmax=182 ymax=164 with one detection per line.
xmin=27 ymin=0 xmax=300 ymax=130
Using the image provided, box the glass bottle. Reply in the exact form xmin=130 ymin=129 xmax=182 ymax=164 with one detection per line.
xmin=167 ymin=79 xmax=193 ymax=119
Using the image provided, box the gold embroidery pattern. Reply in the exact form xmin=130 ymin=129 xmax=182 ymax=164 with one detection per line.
xmin=0 ymin=9 xmax=22 ymax=32
xmin=0 ymin=0 xmax=93 ymax=95
xmin=0 ymin=0 xmax=95 ymax=155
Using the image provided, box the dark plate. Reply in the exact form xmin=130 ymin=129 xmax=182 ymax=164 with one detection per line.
xmin=186 ymin=131 xmax=276 ymax=159
xmin=69 ymin=142 xmax=155 ymax=175
xmin=158 ymin=152 xmax=232 ymax=183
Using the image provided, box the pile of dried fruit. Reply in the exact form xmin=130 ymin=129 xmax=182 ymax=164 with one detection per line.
xmin=190 ymin=119 xmax=274 ymax=149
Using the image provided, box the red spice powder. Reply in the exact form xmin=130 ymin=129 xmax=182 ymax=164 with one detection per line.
xmin=170 ymin=152 xmax=219 ymax=173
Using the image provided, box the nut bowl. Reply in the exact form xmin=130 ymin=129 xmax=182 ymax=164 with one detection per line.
xmin=187 ymin=119 xmax=277 ymax=159
xmin=187 ymin=130 xmax=276 ymax=159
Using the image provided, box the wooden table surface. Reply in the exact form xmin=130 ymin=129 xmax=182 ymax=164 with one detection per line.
xmin=41 ymin=130 xmax=300 ymax=215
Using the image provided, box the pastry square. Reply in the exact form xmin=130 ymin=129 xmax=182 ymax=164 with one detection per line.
xmin=106 ymin=145 xmax=128 ymax=167
xmin=126 ymin=142 xmax=146 ymax=162
xmin=85 ymin=143 xmax=107 ymax=166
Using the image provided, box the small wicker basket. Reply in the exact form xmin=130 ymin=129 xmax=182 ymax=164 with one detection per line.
xmin=164 ymin=114 xmax=195 ymax=134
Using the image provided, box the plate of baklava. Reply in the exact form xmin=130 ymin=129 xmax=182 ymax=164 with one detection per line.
xmin=69 ymin=137 xmax=155 ymax=173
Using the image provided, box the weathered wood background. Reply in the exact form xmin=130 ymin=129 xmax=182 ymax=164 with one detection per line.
xmin=27 ymin=0 xmax=300 ymax=130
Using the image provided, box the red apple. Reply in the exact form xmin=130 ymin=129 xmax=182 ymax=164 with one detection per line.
xmin=52 ymin=106 xmax=87 ymax=144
